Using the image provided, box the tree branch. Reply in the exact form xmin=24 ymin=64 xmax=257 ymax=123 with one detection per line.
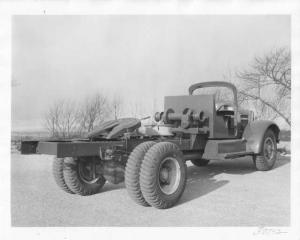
xmin=239 ymin=91 xmax=291 ymax=126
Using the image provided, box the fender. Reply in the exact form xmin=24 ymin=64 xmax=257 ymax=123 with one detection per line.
xmin=242 ymin=120 xmax=280 ymax=154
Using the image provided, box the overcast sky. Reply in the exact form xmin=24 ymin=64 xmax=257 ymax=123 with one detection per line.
xmin=11 ymin=15 xmax=290 ymax=131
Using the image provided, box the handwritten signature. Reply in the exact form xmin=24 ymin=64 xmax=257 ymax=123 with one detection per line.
xmin=253 ymin=227 xmax=288 ymax=235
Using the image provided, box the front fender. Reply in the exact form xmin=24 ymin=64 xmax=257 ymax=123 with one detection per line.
xmin=242 ymin=120 xmax=280 ymax=154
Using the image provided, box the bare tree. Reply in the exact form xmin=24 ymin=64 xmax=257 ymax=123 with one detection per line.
xmin=62 ymin=101 xmax=79 ymax=137
xmin=44 ymin=100 xmax=79 ymax=138
xmin=44 ymin=93 xmax=110 ymax=138
xmin=111 ymin=94 xmax=123 ymax=120
xmin=128 ymin=101 xmax=143 ymax=119
xmin=236 ymin=47 xmax=291 ymax=126
xmin=44 ymin=101 xmax=60 ymax=137
xmin=77 ymin=93 xmax=109 ymax=133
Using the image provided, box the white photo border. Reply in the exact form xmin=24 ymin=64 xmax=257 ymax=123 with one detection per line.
xmin=0 ymin=1 xmax=299 ymax=240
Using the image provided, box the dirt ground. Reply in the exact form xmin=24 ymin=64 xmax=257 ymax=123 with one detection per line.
xmin=11 ymin=153 xmax=290 ymax=227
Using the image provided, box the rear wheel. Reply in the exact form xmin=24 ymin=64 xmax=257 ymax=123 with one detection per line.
xmin=191 ymin=159 xmax=209 ymax=167
xmin=63 ymin=157 xmax=106 ymax=195
xmin=140 ymin=142 xmax=187 ymax=209
xmin=52 ymin=157 xmax=74 ymax=194
xmin=253 ymin=129 xmax=277 ymax=171
xmin=125 ymin=141 xmax=156 ymax=206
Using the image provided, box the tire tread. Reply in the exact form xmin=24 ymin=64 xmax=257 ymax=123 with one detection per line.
xmin=254 ymin=129 xmax=277 ymax=171
xmin=125 ymin=141 xmax=156 ymax=206
xmin=52 ymin=157 xmax=74 ymax=194
xmin=63 ymin=157 xmax=105 ymax=196
xmin=140 ymin=142 xmax=187 ymax=209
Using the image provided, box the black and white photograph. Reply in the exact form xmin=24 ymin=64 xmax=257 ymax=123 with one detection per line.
xmin=1 ymin=1 xmax=300 ymax=239
xmin=10 ymin=14 xmax=291 ymax=226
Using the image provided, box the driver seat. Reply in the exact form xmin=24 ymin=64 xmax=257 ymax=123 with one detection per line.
xmin=215 ymin=102 xmax=235 ymax=136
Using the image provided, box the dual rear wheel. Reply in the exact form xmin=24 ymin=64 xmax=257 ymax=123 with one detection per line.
xmin=53 ymin=141 xmax=188 ymax=209
xmin=52 ymin=157 xmax=106 ymax=196
xmin=125 ymin=141 xmax=187 ymax=209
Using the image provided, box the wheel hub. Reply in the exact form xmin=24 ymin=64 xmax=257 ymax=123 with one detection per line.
xmin=159 ymin=168 xmax=170 ymax=183
xmin=158 ymin=157 xmax=181 ymax=195
xmin=78 ymin=158 xmax=101 ymax=184
xmin=264 ymin=137 xmax=275 ymax=160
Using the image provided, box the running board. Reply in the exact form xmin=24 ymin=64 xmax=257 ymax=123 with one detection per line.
xmin=224 ymin=151 xmax=254 ymax=159
xmin=203 ymin=139 xmax=252 ymax=160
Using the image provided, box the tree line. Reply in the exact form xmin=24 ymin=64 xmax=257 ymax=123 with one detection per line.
xmin=44 ymin=94 xmax=123 ymax=138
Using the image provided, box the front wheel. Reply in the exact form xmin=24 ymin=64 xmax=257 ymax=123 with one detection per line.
xmin=140 ymin=142 xmax=187 ymax=209
xmin=253 ymin=129 xmax=277 ymax=171
xmin=63 ymin=157 xmax=106 ymax=196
